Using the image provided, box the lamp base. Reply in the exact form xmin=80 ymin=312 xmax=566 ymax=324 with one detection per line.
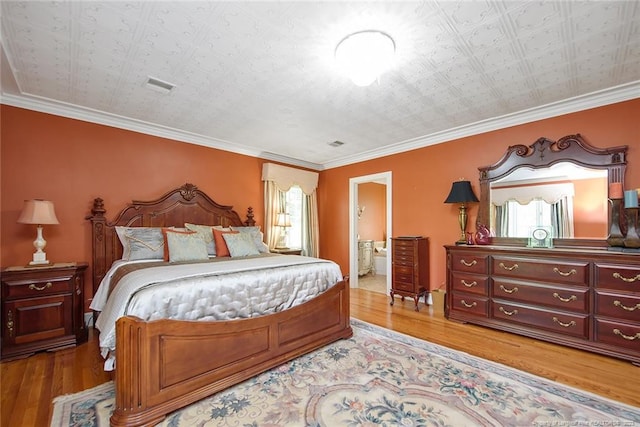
xmin=29 ymin=251 xmax=50 ymax=265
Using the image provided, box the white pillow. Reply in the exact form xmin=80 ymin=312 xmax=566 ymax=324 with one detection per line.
xmin=184 ymin=223 xmax=216 ymax=256
xmin=230 ymin=226 xmax=269 ymax=253
xmin=166 ymin=232 xmax=209 ymax=263
xmin=115 ymin=227 xmax=164 ymax=260
xmin=223 ymin=233 xmax=261 ymax=257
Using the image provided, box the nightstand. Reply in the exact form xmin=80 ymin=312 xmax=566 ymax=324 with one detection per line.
xmin=1 ymin=262 xmax=88 ymax=361
xmin=270 ymin=248 xmax=302 ymax=255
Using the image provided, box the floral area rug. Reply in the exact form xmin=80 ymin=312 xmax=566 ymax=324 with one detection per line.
xmin=51 ymin=319 xmax=639 ymax=426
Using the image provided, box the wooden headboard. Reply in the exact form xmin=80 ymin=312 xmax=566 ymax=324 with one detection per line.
xmin=86 ymin=183 xmax=255 ymax=295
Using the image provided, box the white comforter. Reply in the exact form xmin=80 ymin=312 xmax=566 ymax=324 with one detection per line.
xmin=92 ymin=255 xmax=343 ymax=367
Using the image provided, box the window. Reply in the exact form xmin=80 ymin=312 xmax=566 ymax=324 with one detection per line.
xmin=283 ymin=186 xmax=303 ymax=248
xmin=505 ymin=199 xmax=553 ymax=237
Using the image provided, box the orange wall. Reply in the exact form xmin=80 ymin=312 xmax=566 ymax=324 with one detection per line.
xmin=318 ymin=99 xmax=640 ymax=291
xmin=1 ymin=106 xmax=265 ymax=308
xmin=357 ymin=182 xmax=386 ymax=242
xmin=573 ymin=177 xmax=608 ymax=238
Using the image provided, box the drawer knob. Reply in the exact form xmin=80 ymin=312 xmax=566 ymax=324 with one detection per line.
xmin=499 ymin=306 xmax=518 ymax=316
xmin=29 ymin=282 xmax=53 ymax=291
xmin=553 ymin=267 xmax=577 ymax=277
xmin=460 ymin=300 xmax=477 ymax=308
xmin=499 ymin=262 xmax=518 ymax=271
xmin=460 ymin=259 xmax=477 ymax=267
xmin=461 ymin=280 xmax=477 ymax=287
xmin=552 ymin=317 xmax=576 ymax=328
xmin=612 ymin=272 xmax=640 ymax=283
xmin=6 ymin=309 xmax=14 ymax=338
xmin=613 ymin=300 xmax=640 ymax=312
xmin=499 ymin=285 xmax=518 ymax=294
xmin=553 ymin=292 xmax=577 ymax=303
xmin=613 ymin=329 xmax=640 ymax=341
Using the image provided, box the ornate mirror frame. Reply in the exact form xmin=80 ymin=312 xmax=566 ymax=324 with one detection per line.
xmin=477 ymin=134 xmax=628 ymax=248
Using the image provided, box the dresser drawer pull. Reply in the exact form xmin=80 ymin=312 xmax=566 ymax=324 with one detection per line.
xmin=553 ymin=292 xmax=577 ymax=303
xmin=460 ymin=300 xmax=477 ymax=308
xmin=499 ymin=307 xmax=518 ymax=316
xmin=499 ymin=285 xmax=518 ymax=294
xmin=613 ymin=300 xmax=640 ymax=312
xmin=613 ymin=329 xmax=640 ymax=341
xmin=499 ymin=262 xmax=518 ymax=271
xmin=29 ymin=282 xmax=52 ymax=291
xmin=552 ymin=317 xmax=576 ymax=328
xmin=460 ymin=259 xmax=477 ymax=267
xmin=6 ymin=309 xmax=14 ymax=338
xmin=461 ymin=280 xmax=477 ymax=287
xmin=553 ymin=267 xmax=576 ymax=277
xmin=612 ymin=272 xmax=640 ymax=283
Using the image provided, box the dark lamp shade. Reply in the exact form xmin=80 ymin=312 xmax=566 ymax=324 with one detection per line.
xmin=444 ymin=181 xmax=479 ymax=204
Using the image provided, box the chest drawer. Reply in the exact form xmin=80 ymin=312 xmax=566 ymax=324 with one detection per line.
xmin=595 ymin=291 xmax=640 ymax=323
xmin=493 ymin=279 xmax=589 ymax=312
xmin=492 ymin=301 xmax=589 ymax=339
xmin=451 ymin=272 xmax=488 ymax=295
xmin=450 ymin=293 xmax=488 ymax=317
xmin=2 ymin=275 xmax=74 ymax=299
xmin=595 ymin=264 xmax=640 ymax=291
xmin=450 ymin=253 xmax=488 ymax=274
xmin=492 ymin=257 xmax=588 ymax=285
xmin=594 ymin=318 xmax=640 ymax=352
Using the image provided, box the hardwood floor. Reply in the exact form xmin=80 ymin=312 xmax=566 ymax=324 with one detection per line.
xmin=2 ymin=289 xmax=638 ymax=426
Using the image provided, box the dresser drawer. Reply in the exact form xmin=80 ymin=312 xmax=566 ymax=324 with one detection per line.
xmin=595 ymin=291 xmax=640 ymax=323
xmin=492 ymin=257 xmax=588 ymax=285
xmin=493 ymin=279 xmax=589 ymax=312
xmin=450 ymin=253 xmax=488 ymax=274
xmin=450 ymin=293 xmax=488 ymax=317
xmin=2 ymin=275 xmax=74 ymax=299
xmin=491 ymin=301 xmax=589 ymax=339
xmin=595 ymin=264 xmax=640 ymax=291
xmin=594 ymin=318 xmax=640 ymax=352
xmin=450 ymin=272 xmax=488 ymax=295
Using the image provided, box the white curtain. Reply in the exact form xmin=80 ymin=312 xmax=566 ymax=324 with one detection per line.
xmin=491 ymin=183 xmax=575 ymax=206
xmin=262 ymin=163 xmax=319 ymax=256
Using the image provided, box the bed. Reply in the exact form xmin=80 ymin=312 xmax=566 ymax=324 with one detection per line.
xmin=87 ymin=183 xmax=352 ymax=427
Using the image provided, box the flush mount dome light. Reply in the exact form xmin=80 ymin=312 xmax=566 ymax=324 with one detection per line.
xmin=335 ymin=30 xmax=395 ymax=87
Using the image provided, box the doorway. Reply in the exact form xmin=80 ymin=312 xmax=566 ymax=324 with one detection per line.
xmin=349 ymin=172 xmax=392 ymax=293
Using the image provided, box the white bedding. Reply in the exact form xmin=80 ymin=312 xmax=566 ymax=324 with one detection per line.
xmin=93 ymin=255 xmax=343 ymax=369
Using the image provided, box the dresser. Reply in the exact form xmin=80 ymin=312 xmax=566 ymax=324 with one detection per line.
xmin=1 ymin=263 xmax=88 ymax=361
xmin=445 ymin=246 xmax=640 ymax=363
xmin=358 ymin=240 xmax=375 ymax=276
xmin=391 ymin=237 xmax=429 ymax=311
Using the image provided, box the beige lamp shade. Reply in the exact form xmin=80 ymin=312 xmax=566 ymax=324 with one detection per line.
xmin=275 ymin=212 xmax=292 ymax=228
xmin=17 ymin=199 xmax=60 ymax=225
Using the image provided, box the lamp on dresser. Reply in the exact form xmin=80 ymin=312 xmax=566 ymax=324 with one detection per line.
xmin=444 ymin=180 xmax=479 ymax=245
xmin=17 ymin=199 xmax=59 ymax=265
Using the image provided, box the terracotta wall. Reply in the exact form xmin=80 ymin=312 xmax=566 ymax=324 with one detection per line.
xmin=357 ymin=182 xmax=386 ymax=242
xmin=1 ymin=106 xmax=265 ymax=309
xmin=318 ymin=99 xmax=640 ymax=291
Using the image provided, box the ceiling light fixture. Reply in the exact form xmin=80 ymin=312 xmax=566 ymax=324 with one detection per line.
xmin=335 ymin=30 xmax=395 ymax=87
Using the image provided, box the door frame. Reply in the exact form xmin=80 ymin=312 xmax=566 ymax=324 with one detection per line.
xmin=349 ymin=171 xmax=392 ymax=291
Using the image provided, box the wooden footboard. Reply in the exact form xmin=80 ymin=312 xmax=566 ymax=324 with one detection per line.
xmin=111 ymin=278 xmax=352 ymax=427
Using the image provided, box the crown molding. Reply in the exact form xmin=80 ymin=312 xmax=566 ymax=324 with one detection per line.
xmin=0 ymin=92 xmax=323 ymax=170
xmin=2 ymin=81 xmax=638 ymax=172
xmin=321 ymin=80 xmax=640 ymax=170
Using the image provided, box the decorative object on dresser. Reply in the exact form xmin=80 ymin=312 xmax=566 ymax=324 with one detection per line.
xmin=357 ymin=239 xmax=374 ymax=276
xmin=444 ymin=180 xmax=479 ymax=245
xmin=390 ymin=237 xmax=429 ymax=311
xmin=1 ymin=263 xmax=88 ymax=361
xmin=477 ymin=134 xmax=627 ymax=248
xmin=17 ymin=199 xmax=60 ymax=265
xmin=445 ymin=245 xmax=640 ymax=364
xmin=623 ymin=190 xmax=640 ymax=248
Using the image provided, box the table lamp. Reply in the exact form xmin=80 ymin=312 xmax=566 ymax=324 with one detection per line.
xmin=444 ymin=180 xmax=479 ymax=245
xmin=17 ymin=199 xmax=59 ymax=265
xmin=275 ymin=212 xmax=292 ymax=249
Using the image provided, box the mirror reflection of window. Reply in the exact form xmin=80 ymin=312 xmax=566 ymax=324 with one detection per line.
xmin=495 ymin=198 xmax=574 ymax=238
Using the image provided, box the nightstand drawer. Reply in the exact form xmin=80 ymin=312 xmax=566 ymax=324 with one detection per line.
xmin=3 ymin=275 xmax=74 ymax=298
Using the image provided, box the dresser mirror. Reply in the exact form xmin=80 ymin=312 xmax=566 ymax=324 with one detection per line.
xmin=477 ymin=134 xmax=628 ymax=248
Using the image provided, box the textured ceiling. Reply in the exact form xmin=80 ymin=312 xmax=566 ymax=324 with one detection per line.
xmin=1 ymin=1 xmax=639 ymax=170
